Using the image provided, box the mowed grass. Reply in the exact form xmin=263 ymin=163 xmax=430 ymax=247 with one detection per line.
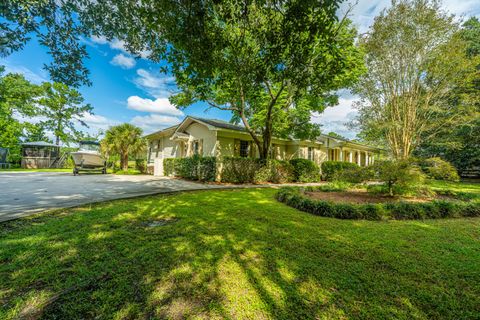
xmin=428 ymin=179 xmax=480 ymax=195
xmin=1 ymin=188 xmax=479 ymax=319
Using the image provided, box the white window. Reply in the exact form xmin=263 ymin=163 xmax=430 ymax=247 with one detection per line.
xmin=193 ymin=140 xmax=200 ymax=155
xmin=308 ymin=147 xmax=314 ymax=161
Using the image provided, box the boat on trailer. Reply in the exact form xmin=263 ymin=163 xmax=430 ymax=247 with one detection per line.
xmin=71 ymin=141 xmax=106 ymax=175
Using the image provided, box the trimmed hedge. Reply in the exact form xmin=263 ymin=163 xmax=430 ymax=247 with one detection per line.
xmin=276 ymin=187 xmax=480 ymax=220
xmin=289 ymin=159 xmax=321 ymax=182
xmin=321 ymin=161 xmax=359 ymax=181
xmin=221 ymin=157 xmax=294 ymax=183
xmin=418 ymin=157 xmax=460 ymax=182
xmin=163 ymin=156 xmax=216 ymax=181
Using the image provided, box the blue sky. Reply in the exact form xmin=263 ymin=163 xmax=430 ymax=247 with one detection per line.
xmin=2 ymin=0 xmax=479 ymax=139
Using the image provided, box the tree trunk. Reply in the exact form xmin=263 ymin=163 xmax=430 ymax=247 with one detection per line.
xmin=121 ymin=153 xmax=129 ymax=171
xmin=55 ymin=135 xmax=60 ymax=146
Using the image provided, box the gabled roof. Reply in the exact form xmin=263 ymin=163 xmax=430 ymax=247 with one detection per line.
xmin=189 ymin=117 xmax=246 ymax=132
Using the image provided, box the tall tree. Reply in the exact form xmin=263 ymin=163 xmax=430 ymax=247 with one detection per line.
xmin=414 ymin=17 xmax=480 ymax=174
xmin=101 ymin=124 xmax=146 ymax=171
xmin=353 ymin=0 xmax=478 ymax=159
xmin=38 ymin=82 xmax=93 ymax=145
xmin=23 ymin=123 xmax=51 ymax=143
xmin=1 ymin=1 xmax=91 ymax=87
xmin=78 ymin=0 xmax=364 ymax=159
xmin=0 ymin=67 xmax=42 ymax=157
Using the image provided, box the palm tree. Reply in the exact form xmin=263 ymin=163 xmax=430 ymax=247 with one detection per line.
xmin=101 ymin=124 xmax=146 ymax=171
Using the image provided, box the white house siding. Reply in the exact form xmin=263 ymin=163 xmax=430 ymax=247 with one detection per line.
xmin=216 ymin=136 xmax=235 ymax=157
xmin=184 ymin=122 xmax=217 ymax=156
xmin=146 ymin=118 xmax=379 ymax=176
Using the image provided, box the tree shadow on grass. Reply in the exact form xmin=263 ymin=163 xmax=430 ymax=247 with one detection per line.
xmin=0 ymin=189 xmax=478 ymax=319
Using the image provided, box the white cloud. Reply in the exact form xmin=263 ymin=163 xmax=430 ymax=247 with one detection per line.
xmin=311 ymin=93 xmax=359 ymax=139
xmin=340 ymin=0 xmax=480 ymax=34
xmin=110 ymin=53 xmax=136 ymax=69
xmin=127 ymin=96 xmax=184 ymax=116
xmin=130 ymin=114 xmax=182 ymax=133
xmin=0 ymin=60 xmax=49 ymax=84
xmin=133 ymin=69 xmax=177 ymax=98
xmin=79 ymin=112 xmax=118 ymax=133
xmin=90 ymin=36 xmax=150 ymax=58
xmin=90 ymin=35 xmax=109 ymax=45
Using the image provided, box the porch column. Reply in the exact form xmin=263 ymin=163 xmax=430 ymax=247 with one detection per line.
xmin=357 ymin=152 xmax=361 ymax=166
xmin=349 ymin=151 xmax=353 ymax=163
xmin=365 ymin=152 xmax=369 ymax=166
xmin=339 ymin=147 xmax=344 ymax=161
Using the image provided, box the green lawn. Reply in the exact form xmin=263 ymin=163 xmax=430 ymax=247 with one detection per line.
xmin=1 ymin=188 xmax=479 ymax=319
xmin=428 ymin=179 xmax=480 ymax=194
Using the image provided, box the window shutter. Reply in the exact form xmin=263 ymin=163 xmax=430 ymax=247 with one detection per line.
xmin=234 ymin=139 xmax=240 ymax=157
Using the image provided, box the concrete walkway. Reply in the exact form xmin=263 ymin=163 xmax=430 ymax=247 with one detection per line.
xmin=0 ymin=172 xmax=323 ymax=222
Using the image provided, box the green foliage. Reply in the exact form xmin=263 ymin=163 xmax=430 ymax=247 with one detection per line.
xmin=289 ymin=159 xmax=320 ymax=182
xmin=39 ymin=82 xmax=93 ymax=145
xmin=89 ymin=0 xmax=364 ymax=159
xmin=305 ymin=182 xmax=352 ymax=192
xmin=23 ymin=123 xmax=51 ymax=143
xmin=101 ymin=124 xmax=146 ymax=171
xmin=221 ymin=157 xmax=264 ymax=184
xmin=135 ymin=159 xmax=147 ymax=174
xmin=321 ymin=161 xmax=359 ymax=181
xmin=332 ymin=165 xmax=374 ymax=184
xmin=1 ymin=2 xmax=91 ymax=86
xmin=354 ymin=0 xmax=478 ymax=158
xmin=372 ymin=160 xmax=428 ymax=196
xmin=2 ymin=188 xmax=480 ymax=319
xmin=0 ymin=69 xmax=42 ymax=160
xmin=163 ymin=158 xmax=176 ymax=177
xmin=163 ymin=156 xmax=216 ymax=182
xmin=254 ymin=160 xmax=294 ymax=184
xmin=276 ymin=188 xmax=480 ymax=220
xmin=418 ymin=157 xmax=460 ymax=181
xmin=414 ymin=17 xmax=480 ymax=175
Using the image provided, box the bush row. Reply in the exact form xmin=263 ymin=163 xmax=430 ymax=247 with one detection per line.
xmin=164 ymin=156 xmax=321 ymax=183
xmin=163 ymin=156 xmax=216 ymax=181
xmin=321 ymin=161 xmax=359 ymax=181
xmin=276 ymin=187 xmax=480 ymax=220
xmin=416 ymin=157 xmax=460 ymax=182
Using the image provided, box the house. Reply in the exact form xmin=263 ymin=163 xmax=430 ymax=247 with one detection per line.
xmin=145 ymin=116 xmax=379 ymax=176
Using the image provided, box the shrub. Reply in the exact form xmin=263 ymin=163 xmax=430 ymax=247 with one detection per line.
xmin=372 ymin=159 xmax=428 ymax=196
xmin=221 ymin=157 xmax=294 ymax=184
xmin=332 ymin=165 xmax=374 ymax=184
xmin=197 ymin=157 xmax=217 ymax=181
xmin=135 ymin=159 xmax=147 ymax=173
xmin=163 ymin=156 xmax=216 ymax=181
xmin=164 ymin=158 xmax=176 ymax=176
xmin=289 ymin=159 xmax=321 ymax=182
xmin=276 ymin=187 xmax=480 ymax=220
xmin=254 ymin=160 xmax=294 ymax=184
xmin=221 ymin=157 xmax=263 ymax=183
xmin=305 ymin=181 xmax=351 ymax=192
xmin=321 ymin=161 xmax=358 ymax=181
xmin=419 ymin=157 xmax=460 ymax=182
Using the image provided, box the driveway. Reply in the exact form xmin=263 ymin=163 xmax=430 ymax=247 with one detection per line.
xmin=0 ymin=172 xmax=227 ymax=222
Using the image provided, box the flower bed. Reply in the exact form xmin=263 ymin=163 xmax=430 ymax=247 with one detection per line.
xmin=276 ymin=187 xmax=480 ymax=220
